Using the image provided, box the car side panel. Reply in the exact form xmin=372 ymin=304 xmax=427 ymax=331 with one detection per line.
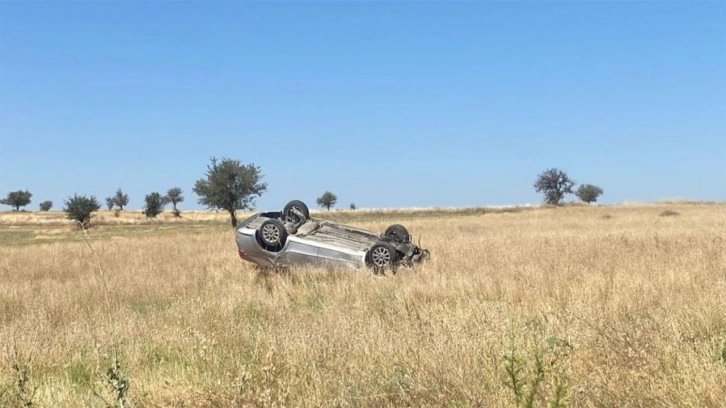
xmin=315 ymin=241 xmax=367 ymax=268
xmin=236 ymin=227 xmax=367 ymax=269
xmin=236 ymin=229 xmax=323 ymax=267
xmin=280 ymin=237 xmax=321 ymax=265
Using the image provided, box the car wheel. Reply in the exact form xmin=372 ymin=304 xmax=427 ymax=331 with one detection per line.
xmin=259 ymin=219 xmax=288 ymax=251
xmin=384 ymin=224 xmax=410 ymax=243
xmin=367 ymin=242 xmax=399 ymax=274
xmin=283 ymin=200 xmax=310 ymax=224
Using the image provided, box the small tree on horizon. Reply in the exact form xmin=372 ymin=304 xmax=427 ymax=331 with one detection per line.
xmin=105 ymin=189 xmax=129 ymax=210
xmin=0 ymin=190 xmax=32 ymax=211
xmin=576 ymin=184 xmax=604 ymax=204
xmin=63 ymin=194 xmax=101 ymax=227
xmin=113 ymin=189 xmax=129 ymax=210
xmin=534 ymin=168 xmax=575 ymax=206
xmin=166 ymin=187 xmax=184 ymax=217
xmin=316 ymin=191 xmax=337 ymax=211
xmin=39 ymin=200 xmax=53 ymax=211
xmin=192 ymin=157 xmax=268 ymax=227
xmin=143 ymin=192 xmax=166 ymax=218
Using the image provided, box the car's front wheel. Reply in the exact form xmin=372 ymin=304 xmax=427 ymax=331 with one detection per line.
xmin=366 ymin=242 xmax=399 ymax=274
xmin=258 ymin=219 xmax=288 ymax=251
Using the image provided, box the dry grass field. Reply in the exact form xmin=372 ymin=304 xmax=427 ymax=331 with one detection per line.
xmin=1 ymin=202 xmax=725 ymax=407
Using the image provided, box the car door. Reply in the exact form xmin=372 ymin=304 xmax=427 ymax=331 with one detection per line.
xmin=316 ymin=243 xmax=365 ymax=267
xmin=281 ymin=236 xmax=322 ymax=265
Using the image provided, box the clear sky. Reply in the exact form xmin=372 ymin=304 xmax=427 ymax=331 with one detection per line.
xmin=1 ymin=1 xmax=724 ymax=211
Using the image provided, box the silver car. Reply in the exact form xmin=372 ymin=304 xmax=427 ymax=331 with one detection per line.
xmin=235 ymin=200 xmax=430 ymax=273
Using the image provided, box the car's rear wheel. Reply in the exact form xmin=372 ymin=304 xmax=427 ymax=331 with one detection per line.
xmin=384 ymin=224 xmax=410 ymax=243
xmin=367 ymin=242 xmax=399 ymax=274
xmin=283 ymin=200 xmax=310 ymax=224
xmin=259 ymin=219 xmax=288 ymax=251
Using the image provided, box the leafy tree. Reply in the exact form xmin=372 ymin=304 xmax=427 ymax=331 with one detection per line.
xmin=576 ymin=184 xmax=604 ymax=204
xmin=113 ymin=188 xmax=129 ymax=210
xmin=192 ymin=157 xmax=268 ymax=227
xmin=534 ymin=168 xmax=574 ymax=206
xmin=63 ymin=194 xmax=101 ymax=227
xmin=39 ymin=200 xmax=53 ymax=211
xmin=316 ymin=191 xmax=337 ymax=210
xmin=143 ymin=192 xmax=166 ymax=218
xmin=105 ymin=189 xmax=129 ymax=210
xmin=0 ymin=190 xmax=32 ymax=211
xmin=166 ymin=187 xmax=184 ymax=217
xmin=350 ymin=203 xmax=357 ymax=210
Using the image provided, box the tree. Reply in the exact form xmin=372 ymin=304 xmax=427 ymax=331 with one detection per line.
xmin=39 ymin=201 xmax=53 ymax=211
xmin=350 ymin=203 xmax=357 ymax=210
xmin=63 ymin=194 xmax=101 ymax=227
xmin=192 ymin=157 xmax=268 ymax=227
xmin=113 ymin=189 xmax=129 ymax=210
xmin=576 ymin=184 xmax=604 ymax=204
xmin=0 ymin=190 xmax=32 ymax=211
xmin=143 ymin=192 xmax=166 ymax=218
xmin=105 ymin=189 xmax=129 ymax=210
xmin=316 ymin=191 xmax=337 ymax=211
xmin=534 ymin=168 xmax=574 ymax=206
xmin=166 ymin=187 xmax=184 ymax=217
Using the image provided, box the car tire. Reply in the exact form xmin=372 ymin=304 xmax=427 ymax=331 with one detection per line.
xmin=259 ymin=219 xmax=288 ymax=251
xmin=366 ymin=242 xmax=399 ymax=274
xmin=384 ymin=224 xmax=410 ymax=243
xmin=283 ymin=200 xmax=310 ymax=224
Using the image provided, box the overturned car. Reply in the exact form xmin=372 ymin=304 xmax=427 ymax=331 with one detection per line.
xmin=235 ymin=200 xmax=430 ymax=273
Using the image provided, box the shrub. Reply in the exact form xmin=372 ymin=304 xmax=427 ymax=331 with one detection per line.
xmin=142 ymin=192 xmax=166 ymax=218
xmin=39 ymin=200 xmax=53 ymax=211
xmin=63 ymin=195 xmax=101 ymax=227
xmin=575 ymin=184 xmax=604 ymax=203
xmin=660 ymin=210 xmax=680 ymax=217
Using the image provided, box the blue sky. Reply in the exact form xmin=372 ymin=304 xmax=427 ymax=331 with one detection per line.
xmin=1 ymin=1 xmax=724 ymax=211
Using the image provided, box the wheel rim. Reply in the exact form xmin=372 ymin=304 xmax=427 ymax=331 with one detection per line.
xmin=262 ymin=224 xmax=280 ymax=244
xmin=286 ymin=206 xmax=302 ymax=223
xmin=371 ymin=247 xmax=392 ymax=267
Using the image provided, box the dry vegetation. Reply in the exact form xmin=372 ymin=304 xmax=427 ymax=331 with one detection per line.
xmin=0 ymin=202 xmax=725 ymax=407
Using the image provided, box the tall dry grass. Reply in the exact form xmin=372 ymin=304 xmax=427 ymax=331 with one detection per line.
xmin=0 ymin=209 xmax=241 ymax=226
xmin=0 ymin=203 xmax=724 ymax=407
